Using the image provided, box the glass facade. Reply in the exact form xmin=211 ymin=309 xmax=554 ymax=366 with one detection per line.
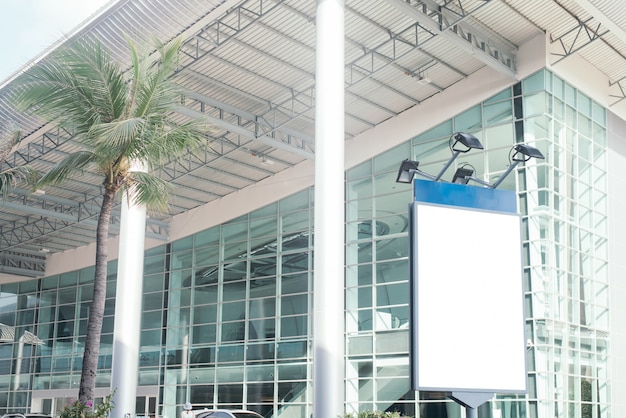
xmin=521 ymin=71 xmax=609 ymax=418
xmin=0 ymin=69 xmax=610 ymax=418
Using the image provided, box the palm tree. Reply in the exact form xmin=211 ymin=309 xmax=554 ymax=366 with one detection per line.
xmin=13 ymin=37 xmax=209 ymax=404
xmin=0 ymin=126 xmax=38 ymax=196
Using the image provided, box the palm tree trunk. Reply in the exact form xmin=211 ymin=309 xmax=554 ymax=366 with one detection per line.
xmin=79 ymin=187 xmax=116 ymax=404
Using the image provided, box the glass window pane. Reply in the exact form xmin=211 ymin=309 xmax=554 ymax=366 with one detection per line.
xmin=524 ymin=92 xmax=548 ymax=116
xmin=414 ymin=139 xmax=453 ymax=172
xmin=250 ymin=217 xmax=277 ymax=239
xmin=59 ymin=271 xmax=78 ymax=287
xmin=249 ymin=317 xmax=276 ymax=341
xmin=522 ymin=70 xmax=545 ymax=93
xmin=172 ymin=236 xmax=193 ymax=252
xmin=194 ymin=246 xmax=220 ymax=267
xmin=194 ymin=284 xmax=218 ymax=303
xmin=249 ymin=298 xmax=276 ymax=318
xmin=247 ymin=364 xmax=275 ymax=381
xmin=223 ymin=241 xmax=248 ymax=260
xmin=347 ymin=160 xmax=372 ymax=181
xmin=223 ymin=221 xmax=248 ymax=244
xmin=196 ymin=265 xmax=219 ymax=286
xmin=281 ymin=273 xmax=309 ymax=295
xmin=414 ymin=120 xmax=453 ymax=142
xmin=280 ymin=315 xmax=307 ymax=338
xmin=277 ymin=363 xmax=307 ymax=380
xmin=347 ymin=177 xmax=373 ymax=201
xmin=281 ymin=252 xmax=309 ymax=273
xmin=454 ymin=105 xmax=482 ymax=132
xmin=376 ymin=236 xmax=408 ymax=261
xmin=193 ymin=304 xmax=217 ymax=324
xmin=251 ymin=202 xmax=278 ymax=219
xmin=223 ymin=260 xmax=247 ymax=281
xmin=280 ymin=189 xmax=310 ymax=213
xmin=281 ymin=294 xmax=307 ymax=316
xmin=250 ymin=257 xmax=276 ymax=279
xmin=277 ymin=341 xmax=307 ymax=359
xmin=217 ymin=347 xmax=245 ymax=364
xmin=222 ymin=301 xmax=245 ymax=321
xmin=145 ymin=256 xmax=165 ymax=275
xmin=140 ymin=329 xmax=162 ymax=346
xmin=194 ymin=228 xmax=220 ymax=247
xmin=375 ymin=260 xmax=407 ymax=284
xmin=223 ymin=282 xmax=246 ymax=302
xmin=374 ymin=143 xmax=410 ymax=175
xmin=221 ymin=322 xmax=245 ymax=342
xmin=281 ymin=210 xmax=310 ymax=235
xmin=484 ymin=88 xmax=512 ymax=104
xmin=484 ymin=100 xmax=512 ymax=126
xmin=376 ymin=283 xmax=409 ymax=307
xmin=142 ymin=311 xmax=162 ymax=329
xmin=192 ymin=324 xmax=217 ymax=344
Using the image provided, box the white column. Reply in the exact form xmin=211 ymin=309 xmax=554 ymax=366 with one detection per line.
xmin=111 ymin=162 xmax=148 ymax=418
xmin=313 ymin=1 xmax=345 ymax=417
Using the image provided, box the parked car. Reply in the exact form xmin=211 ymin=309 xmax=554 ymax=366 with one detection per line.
xmin=2 ymin=414 xmax=52 ymax=418
xmin=194 ymin=410 xmax=262 ymax=418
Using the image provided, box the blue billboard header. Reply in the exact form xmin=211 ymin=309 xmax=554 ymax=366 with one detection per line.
xmin=413 ymin=178 xmax=517 ymax=213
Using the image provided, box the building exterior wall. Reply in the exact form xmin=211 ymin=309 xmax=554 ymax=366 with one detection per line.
xmin=0 ymin=35 xmax=623 ymax=418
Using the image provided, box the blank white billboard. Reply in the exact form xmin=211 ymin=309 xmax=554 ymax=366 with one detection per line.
xmin=411 ymin=202 xmax=527 ymax=393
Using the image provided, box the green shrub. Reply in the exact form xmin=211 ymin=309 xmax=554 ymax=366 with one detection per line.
xmin=59 ymin=392 xmax=115 ymax=418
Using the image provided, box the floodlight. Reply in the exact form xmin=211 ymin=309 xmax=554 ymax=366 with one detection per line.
xmin=452 ymin=166 xmax=474 ymax=184
xmin=434 ymin=133 xmax=484 ymax=181
xmin=451 ymin=132 xmax=484 ymax=153
xmin=465 ymin=143 xmax=545 ymax=189
xmin=489 ymin=143 xmax=544 ymax=189
xmin=396 ymin=159 xmax=420 ymax=183
xmin=395 ymin=159 xmax=438 ymax=183
xmin=511 ymin=143 xmax=545 ymax=161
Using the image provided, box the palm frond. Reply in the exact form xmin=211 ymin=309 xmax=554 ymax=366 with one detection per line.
xmin=0 ymin=166 xmax=40 ymax=198
xmin=131 ymin=118 xmax=210 ymax=167
xmin=36 ymin=150 xmax=98 ymax=188
xmin=90 ymin=117 xmax=145 ymax=153
xmin=0 ymin=125 xmax=21 ymax=162
xmin=12 ymin=40 xmax=128 ymax=132
xmin=133 ymin=38 xmax=184 ymax=118
xmin=60 ymin=40 xmax=129 ymax=122
xmin=125 ymin=171 xmax=171 ymax=212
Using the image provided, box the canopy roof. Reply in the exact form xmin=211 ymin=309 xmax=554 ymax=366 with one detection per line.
xmin=0 ymin=0 xmax=624 ymax=276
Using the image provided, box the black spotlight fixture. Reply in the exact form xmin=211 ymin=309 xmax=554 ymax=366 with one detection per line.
xmin=451 ymin=165 xmax=475 ymax=184
xmin=434 ymin=132 xmax=484 ymax=181
xmin=464 ymin=143 xmax=545 ymax=189
xmin=451 ymin=132 xmax=484 ymax=152
xmin=489 ymin=143 xmax=544 ymax=189
xmin=396 ymin=159 xmax=421 ymax=184
xmin=511 ymin=143 xmax=545 ymax=161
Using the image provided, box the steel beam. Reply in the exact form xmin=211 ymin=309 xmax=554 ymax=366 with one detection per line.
xmin=384 ymin=0 xmax=517 ymax=78
xmin=549 ymin=17 xmax=608 ymax=64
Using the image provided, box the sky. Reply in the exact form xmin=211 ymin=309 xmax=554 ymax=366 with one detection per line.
xmin=0 ymin=0 xmax=113 ymax=83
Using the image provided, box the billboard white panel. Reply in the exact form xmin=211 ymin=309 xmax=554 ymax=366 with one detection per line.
xmin=412 ymin=202 xmax=527 ymax=393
